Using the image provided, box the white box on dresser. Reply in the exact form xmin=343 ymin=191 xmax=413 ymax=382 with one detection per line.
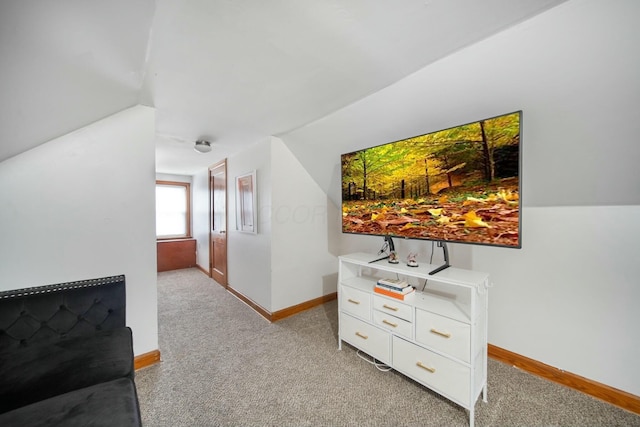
xmin=337 ymin=252 xmax=489 ymax=427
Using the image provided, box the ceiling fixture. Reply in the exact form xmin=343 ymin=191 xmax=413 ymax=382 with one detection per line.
xmin=194 ymin=140 xmax=212 ymax=153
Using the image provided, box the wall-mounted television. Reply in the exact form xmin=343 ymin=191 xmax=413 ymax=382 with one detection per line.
xmin=341 ymin=111 xmax=522 ymax=262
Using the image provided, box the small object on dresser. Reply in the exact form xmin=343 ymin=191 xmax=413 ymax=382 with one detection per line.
xmin=375 ymin=282 xmax=413 ymax=294
xmin=374 ymin=285 xmax=415 ymax=300
xmin=377 ymin=278 xmax=410 ymax=291
xmin=407 ymin=252 xmax=418 ymax=267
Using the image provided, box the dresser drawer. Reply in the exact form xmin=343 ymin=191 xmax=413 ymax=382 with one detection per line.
xmin=341 ymin=285 xmax=371 ymax=320
xmin=393 ymin=336 xmax=470 ymax=406
xmin=415 ymin=309 xmax=470 ymax=363
xmin=340 ymin=313 xmax=390 ymax=364
xmin=372 ymin=310 xmax=412 ymax=339
xmin=372 ymin=295 xmax=412 ymax=322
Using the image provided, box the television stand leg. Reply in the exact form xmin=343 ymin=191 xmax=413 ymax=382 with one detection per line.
xmin=369 ymin=255 xmax=389 ymax=264
xmin=428 ymin=263 xmax=450 ymax=275
xmin=428 ymin=241 xmax=451 ymax=275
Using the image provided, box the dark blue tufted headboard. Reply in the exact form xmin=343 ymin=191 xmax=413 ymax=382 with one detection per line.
xmin=0 ymin=275 xmax=126 ymax=352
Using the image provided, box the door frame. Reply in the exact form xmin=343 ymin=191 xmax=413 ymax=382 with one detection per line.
xmin=209 ymin=159 xmax=228 ymax=286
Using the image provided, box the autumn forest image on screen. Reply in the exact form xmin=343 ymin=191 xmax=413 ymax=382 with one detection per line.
xmin=341 ymin=111 xmax=521 ymax=248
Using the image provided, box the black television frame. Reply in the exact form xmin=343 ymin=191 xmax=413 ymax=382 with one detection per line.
xmin=341 ymin=110 xmax=522 ymax=262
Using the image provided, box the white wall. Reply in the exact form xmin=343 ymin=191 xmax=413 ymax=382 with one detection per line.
xmin=0 ymin=105 xmax=158 ymax=356
xmin=218 ymin=136 xmax=341 ymax=312
xmin=227 ymin=139 xmax=272 ymax=310
xmin=192 ymin=169 xmax=210 ymax=270
xmin=156 ymin=173 xmax=191 ymax=183
xmin=270 ymin=137 xmax=338 ymax=311
xmin=474 ymin=205 xmax=640 ymax=395
xmin=282 ymin=0 xmax=640 ymax=396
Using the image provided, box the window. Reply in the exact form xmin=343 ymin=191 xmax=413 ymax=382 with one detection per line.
xmin=156 ymin=181 xmax=191 ymax=239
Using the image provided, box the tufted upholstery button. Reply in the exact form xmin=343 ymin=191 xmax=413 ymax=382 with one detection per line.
xmin=108 ymin=309 xmax=113 ymax=314
xmin=77 ymin=315 xmax=83 ymax=321
xmin=59 ymin=304 xmax=65 ymax=310
xmin=96 ymin=325 xmax=102 ymax=331
xmin=19 ymin=339 xmax=27 ymax=346
xmin=41 ymin=321 xmax=47 ymax=327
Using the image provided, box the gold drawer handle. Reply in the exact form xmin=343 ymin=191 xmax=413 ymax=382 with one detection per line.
xmin=416 ymin=361 xmax=436 ymax=373
xmin=355 ymin=331 xmax=368 ymax=340
xmin=382 ymin=319 xmax=398 ymax=328
xmin=347 ymin=298 xmax=360 ymax=305
xmin=430 ymin=328 xmax=451 ymax=338
xmin=382 ymin=304 xmax=398 ymax=311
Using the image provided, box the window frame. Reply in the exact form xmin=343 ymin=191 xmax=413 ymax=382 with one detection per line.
xmin=155 ymin=180 xmax=192 ymax=240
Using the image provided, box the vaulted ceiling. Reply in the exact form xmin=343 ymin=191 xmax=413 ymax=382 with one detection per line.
xmin=0 ymin=0 xmax=566 ymax=175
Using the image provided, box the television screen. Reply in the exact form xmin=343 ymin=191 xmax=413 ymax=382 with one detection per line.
xmin=341 ymin=111 xmax=521 ymax=248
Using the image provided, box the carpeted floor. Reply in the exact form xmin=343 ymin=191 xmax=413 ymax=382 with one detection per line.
xmin=135 ymin=268 xmax=640 ymax=426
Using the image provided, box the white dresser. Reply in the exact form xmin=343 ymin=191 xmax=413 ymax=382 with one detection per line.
xmin=338 ymin=252 xmax=489 ymax=427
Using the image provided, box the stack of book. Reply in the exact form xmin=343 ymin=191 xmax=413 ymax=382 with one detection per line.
xmin=374 ymin=278 xmax=415 ymax=300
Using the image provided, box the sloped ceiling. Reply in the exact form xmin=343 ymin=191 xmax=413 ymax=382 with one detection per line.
xmin=0 ymin=0 xmax=566 ymax=174
xmin=0 ymin=0 xmax=153 ymax=162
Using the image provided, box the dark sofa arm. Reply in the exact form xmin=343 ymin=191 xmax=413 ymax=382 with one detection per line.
xmin=0 ymin=327 xmax=134 ymax=414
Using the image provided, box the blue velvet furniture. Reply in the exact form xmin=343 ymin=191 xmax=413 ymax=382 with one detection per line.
xmin=0 ymin=275 xmax=142 ymax=426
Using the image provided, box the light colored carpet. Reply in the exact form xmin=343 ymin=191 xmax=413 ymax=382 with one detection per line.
xmin=135 ymin=268 xmax=640 ymax=426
